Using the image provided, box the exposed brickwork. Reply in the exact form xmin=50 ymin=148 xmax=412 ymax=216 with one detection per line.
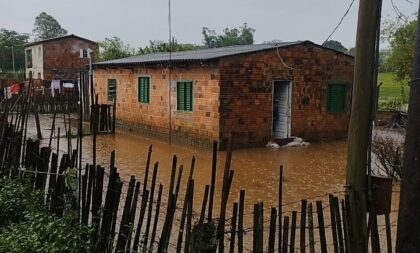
xmin=219 ymin=43 xmax=354 ymax=149
xmin=43 ymin=38 xmax=97 ymax=80
xmin=94 ymin=62 xmax=220 ymax=147
xmin=94 ymin=42 xmax=354 ymax=150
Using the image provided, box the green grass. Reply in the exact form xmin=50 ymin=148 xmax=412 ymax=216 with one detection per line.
xmin=378 ymin=72 xmax=409 ymax=100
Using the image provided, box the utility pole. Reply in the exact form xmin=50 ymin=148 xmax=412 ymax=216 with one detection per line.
xmin=345 ymin=0 xmax=382 ymax=252
xmin=168 ymin=0 xmax=173 ymax=144
xmin=396 ymin=3 xmax=420 ymax=252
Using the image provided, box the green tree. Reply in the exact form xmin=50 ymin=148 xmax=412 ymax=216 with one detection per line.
xmin=138 ymin=40 xmax=203 ymax=54
xmin=202 ymin=23 xmax=255 ymax=48
xmin=348 ymin=47 xmax=356 ymax=56
xmin=322 ymin=40 xmax=348 ymax=52
xmin=98 ymin=36 xmax=135 ymax=61
xmin=378 ymin=49 xmax=392 ymax=73
xmin=0 ymin=29 xmax=29 ymax=71
xmin=0 ymin=178 xmax=91 ymax=253
xmin=33 ymin=12 xmax=67 ymax=40
xmin=263 ymin=39 xmax=283 ymax=44
xmin=383 ymin=19 xmax=416 ymax=83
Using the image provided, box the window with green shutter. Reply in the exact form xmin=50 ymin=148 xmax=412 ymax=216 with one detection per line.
xmin=177 ymin=81 xmax=193 ymax=111
xmin=107 ymin=79 xmax=117 ymax=102
xmin=138 ymin=76 xmax=150 ymax=103
xmin=327 ymin=84 xmax=347 ymax=113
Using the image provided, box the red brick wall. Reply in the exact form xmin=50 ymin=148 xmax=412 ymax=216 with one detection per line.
xmin=43 ymin=38 xmax=97 ymax=80
xmin=94 ymin=62 xmax=220 ymax=146
xmin=218 ymin=43 xmax=354 ymax=149
xmin=94 ymin=43 xmax=353 ymax=150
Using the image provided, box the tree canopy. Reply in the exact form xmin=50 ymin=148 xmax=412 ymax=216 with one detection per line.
xmin=138 ymin=40 xmax=203 ymax=55
xmin=348 ymin=47 xmax=356 ymax=56
xmin=98 ymin=24 xmax=256 ymax=61
xmin=202 ymin=23 xmax=255 ymax=48
xmin=98 ymin=36 xmax=135 ymax=61
xmin=0 ymin=29 xmax=29 ymax=72
xmin=382 ymin=18 xmax=416 ymax=83
xmin=33 ymin=12 xmax=67 ymax=40
xmin=322 ymin=40 xmax=348 ymax=52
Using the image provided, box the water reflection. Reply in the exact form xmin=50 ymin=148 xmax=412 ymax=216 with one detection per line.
xmin=29 ymin=115 xmax=348 ymax=213
xmin=75 ymin=131 xmax=347 ymax=213
xmin=27 ymin=114 xmax=401 ymax=249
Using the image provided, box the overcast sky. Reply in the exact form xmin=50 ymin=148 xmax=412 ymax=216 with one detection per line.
xmin=0 ymin=0 xmax=416 ymax=49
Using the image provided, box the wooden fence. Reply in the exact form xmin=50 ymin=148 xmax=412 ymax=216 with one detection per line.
xmin=90 ymin=101 xmax=116 ymax=134
xmin=0 ymin=94 xmax=79 ymax=114
xmin=0 ymin=90 xmax=396 ymax=252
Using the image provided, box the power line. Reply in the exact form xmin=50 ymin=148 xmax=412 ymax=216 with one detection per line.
xmin=322 ymin=0 xmax=356 ymax=45
xmin=275 ymin=0 xmax=356 ymax=70
xmin=390 ymin=0 xmax=409 ymax=23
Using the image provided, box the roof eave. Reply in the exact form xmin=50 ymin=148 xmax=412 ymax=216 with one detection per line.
xmin=93 ymin=58 xmax=213 ymax=68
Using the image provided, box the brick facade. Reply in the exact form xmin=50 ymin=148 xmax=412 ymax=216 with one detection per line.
xmin=94 ymin=42 xmax=354 ymax=150
xmin=94 ymin=62 xmax=220 ymax=147
xmin=219 ymin=43 xmax=354 ymax=148
xmin=43 ymin=37 xmax=97 ymax=80
xmin=25 ymin=35 xmax=98 ymax=81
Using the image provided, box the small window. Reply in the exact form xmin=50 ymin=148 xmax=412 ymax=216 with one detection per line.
xmin=327 ymin=84 xmax=346 ymax=113
xmin=26 ymin=49 xmax=33 ymax=68
xmin=80 ymin=49 xmax=88 ymax=58
xmin=177 ymin=81 xmax=193 ymax=111
xmin=107 ymin=79 xmax=117 ymax=101
xmin=38 ymin=47 xmax=41 ymax=59
xmin=138 ymin=76 xmax=150 ymax=103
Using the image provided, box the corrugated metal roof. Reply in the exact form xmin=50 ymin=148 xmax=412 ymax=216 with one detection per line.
xmin=94 ymin=41 xmax=307 ymax=66
xmin=25 ymin=34 xmax=98 ymax=47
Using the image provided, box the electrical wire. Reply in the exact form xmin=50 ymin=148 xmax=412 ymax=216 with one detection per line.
xmin=322 ymin=0 xmax=356 ymax=46
xmin=276 ymin=0 xmax=356 ymax=71
xmin=390 ymin=0 xmax=409 ymax=23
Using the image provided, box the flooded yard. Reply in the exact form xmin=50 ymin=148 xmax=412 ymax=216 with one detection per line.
xmin=30 ymin=114 xmax=348 ymax=212
xmin=25 ymin=114 xmax=401 ymax=250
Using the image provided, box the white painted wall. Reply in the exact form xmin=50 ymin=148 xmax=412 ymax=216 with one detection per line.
xmin=25 ymin=44 xmax=43 ymax=79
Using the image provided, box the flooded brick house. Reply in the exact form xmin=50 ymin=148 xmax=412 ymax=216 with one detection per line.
xmin=93 ymin=41 xmax=354 ymax=149
xmin=25 ymin=34 xmax=98 ymax=82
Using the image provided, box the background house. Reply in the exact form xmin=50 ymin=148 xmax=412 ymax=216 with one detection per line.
xmin=25 ymin=34 xmax=98 ymax=82
xmin=93 ymin=41 xmax=354 ymax=149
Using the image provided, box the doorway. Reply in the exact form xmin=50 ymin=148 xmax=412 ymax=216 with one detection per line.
xmin=272 ymin=81 xmax=291 ymax=139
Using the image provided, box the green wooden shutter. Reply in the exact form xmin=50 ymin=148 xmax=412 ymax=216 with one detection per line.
xmin=327 ymin=85 xmax=335 ymax=112
xmin=327 ymin=84 xmax=346 ymax=112
xmin=143 ymin=77 xmax=147 ymax=102
xmin=336 ymin=85 xmax=345 ymax=112
xmin=138 ymin=77 xmax=150 ymax=103
xmin=138 ymin=77 xmax=142 ymax=102
xmin=185 ymin=82 xmax=193 ymax=111
xmin=177 ymin=82 xmax=185 ymax=111
xmin=145 ymin=77 xmax=150 ymax=103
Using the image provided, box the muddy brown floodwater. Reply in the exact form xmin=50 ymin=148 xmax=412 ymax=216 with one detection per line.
xmin=30 ymin=114 xmax=348 ymax=216
xmin=25 ymin=114 xmax=401 ymax=250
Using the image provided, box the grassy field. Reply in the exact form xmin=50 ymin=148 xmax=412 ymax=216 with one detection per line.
xmin=378 ymin=72 xmax=410 ymax=100
xmin=377 ymin=72 xmax=410 ymax=110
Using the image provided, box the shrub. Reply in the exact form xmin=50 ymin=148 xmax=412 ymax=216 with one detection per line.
xmin=0 ymin=177 xmax=91 ymax=252
xmin=0 ymin=212 xmax=91 ymax=253
xmin=372 ymin=133 xmax=404 ymax=179
xmin=0 ymin=177 xmax=43 ymax=226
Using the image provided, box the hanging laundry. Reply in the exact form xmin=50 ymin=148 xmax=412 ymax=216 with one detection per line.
xmin=5 ymin=87 xmax=11 ymax=99
xmin=63 ymin=82 xmax=74 ymax=94
xmin=51 ymin=79 xmax=61 ymax=97
xmin=10 ymin=83 xmax=20 ymax=94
